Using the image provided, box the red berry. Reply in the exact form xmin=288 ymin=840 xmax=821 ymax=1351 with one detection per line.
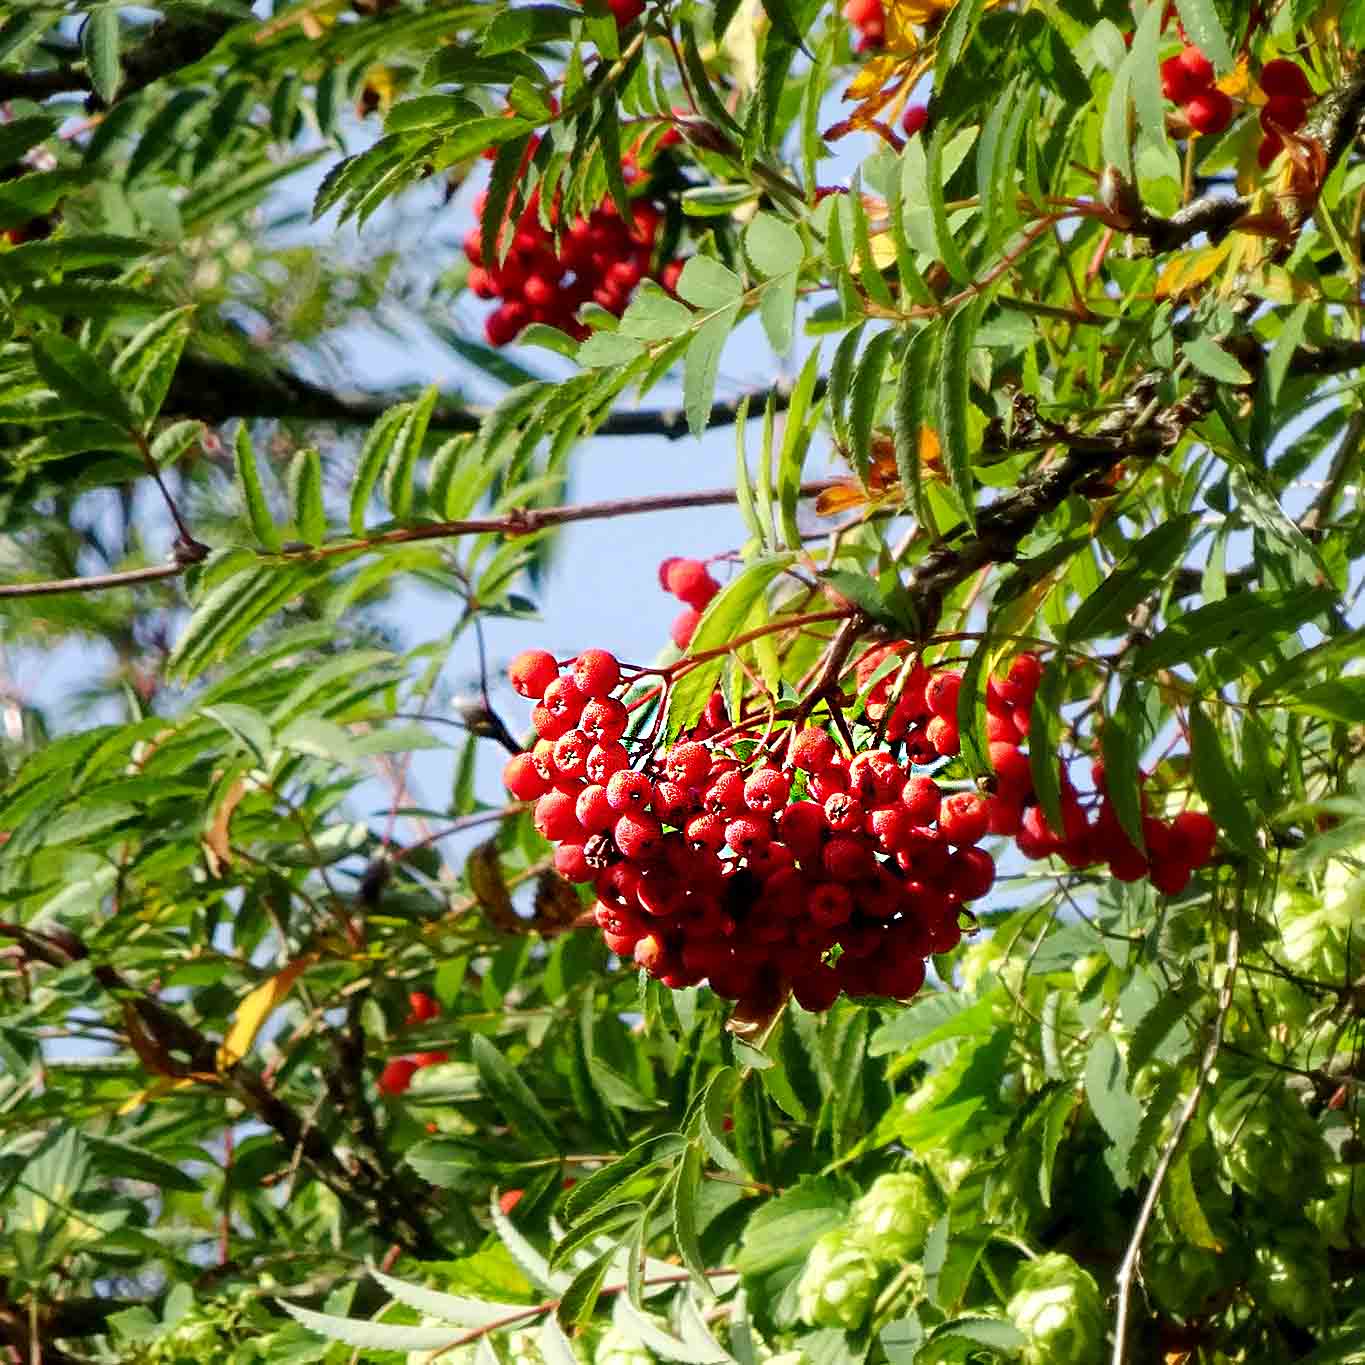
xmin=1258 ymin=130 xmax=1284 ymax=167
xmin=1185 ymin=89 xmax=1233 ymax=136
xmin=509 ymin=648 xmax=559 ymax=699
xmin=999 ymin=653 xmax=1043 ymax=708
xmin=531 ymin=703 xmax=571 ymax=741
xmin=580 ymin=697 xmax=628 ymax=744
xmin=939 ymin=792 xmax=989 ymax=846
xmin=809 ymin=881 xmax=854 ymax=927
xmin=585 ymin=740 xmax=629 ymax=783
xmin=671 ymin=607 xmax=701 ymax=651
xmin=575 ymin=784 xmax=616 ymax=834
xmin=499 ymin=1189 xmax=524 ymax=1214
xmin=900 ymin=775 xmax=941 ymax=826
xmin=901 ymin=103 xmax=928 ymax=137
xmin=744 ymin=767 xmax=791 ymax=814
xmin=685 ymin=811 xmax=727 ymax=851
xmin=792 ymin=967 xmax=841 ymax=1012
xmin=406 ymin=991 xmax=440 ymax=1024
xmin=1170 ymin=809 xmax=1217 ymax=867
xmin=926 ymin=714 xmax=960 ymax=756
xmin=485 ymin=301 xmax=528 ymax=347
xmin=535 ymin=790 xmax=585 ymax=842
xmin=725 ymin=815 xmax=771 ymax=855
xmin=777 ymin=801 xmax=826 ymax=860
xmin=924 ymin=671 xmax=962 ymax=718
xmin=1149 ymin=856 xmax=1192 ymax=895
xmin=1161 ymin=54 xmax=1201 ymax=104
xmin=1260 ymin=58 xmax=1313 ymax=100
xmin=552 ymin=729 xmax=590 ymax=780
xmin=989 ymin=741 xmax=1034 ymax=796
xmin=1261 ymin=94 xmax=1307 ymax=133
xmin=790 ymin=727 xmax=837 ymax=773
xmin=542 ymin=676 xmax=586 ymax=723
xmin=866 ymin=804 xmax=909 ymax=853
xmin=651 ymin=779 xmax=692 ymax=824
xmin=614 ymin=810 xmax=663 ymax=859
xmin=823 ymin=834 xmax=875 ymax=880
xmin=704 ymin=770 xmax=746 ymax=816
xmin=823 ymin=792 xmax=865 ymax=833
xmin=949 ymin=846 xmax=995 ymax=901
xmin=503 ymin=752 xmax=550 ymax=801
xmin=378 ymin=1057 xmax=420 ymax=1095
xmin=657 ymin=556 xmax=682 ymax=591
xmin=572 ymin=648 xmax=621 ymax=698
xmin=606 ymin=769 xmax=652 ymax=812
xmin=1178 ymin=44 xmax=1215 ymax=88
xmin=665 ymin=741 xmax=711 ymax=788
xmin=664 ymin=558 xmax=720 ymax=610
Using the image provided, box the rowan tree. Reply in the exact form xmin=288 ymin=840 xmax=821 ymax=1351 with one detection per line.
xmin=2 ymin=0 xmax=1365 ymax=1360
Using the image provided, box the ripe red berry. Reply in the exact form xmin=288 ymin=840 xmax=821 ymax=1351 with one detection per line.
xmin=949 ymin=846 xmax=995 ymax=901
xmin=704 ymin=770 xmax=746 ymax=816
xmin=1261 ymin=94 xmax=1308 ymax=133
xmin=531 ymin=703 xmax=571 ymax=741
xmin=485 ymin=301 xmax=529 ymax=347
xmin=790 ymin=726 xmax=837 ymax=773
xmin=664 ymin=558 xmax=720 ymax=610
xmin=792 ymin=967 xmax=841 ymax=1012
xmin=926 ymin=714 xmax=961 ymax=756
xmin=1148 ymin=855 xmax=1192 ymax=895
xmin=585 ymin=740 xmax=629 ymax=783
xmin=535 ymin=790 xmax=585 ymax=842
xmin=670 ymin=607 xmax=701 ymax=651
xmin=939 ymin=792 xmax=990 ymax=847
xmin=1177 ymin=44 xmax=1214 ymax=88
xmin=509 ymin=648 xmax=559 ymax=699
xmin=866 ymin=804 xmax=909 ymax=853
xmin=989 ymin=740 xmax=1034 ymax=795
xmin=823 ymin=792 xmax=865 ymax=833
xmin=900 ymin=775 xmax=941 ymax=826
xmin=406 ymin=991 xmax=440 ymax=1024
xmin=725 ymin=815 xmax=771 ymax=855
xmin=744 ymin=767 xmax=791 ymax=814
xmin=575 ymin=784 xmax=616 ymax=834
xmin=499 ymin=1189 xmax=524 ymax=1214
xmin=1260 ymin=57 xmax=1313 ymax=100
xmin=614 ymin=810 xmax=663 ymax=859
xmin=901 ymin=103 xmax=928 ymax=137
xmin=580 ymin=697 xmax=628 ymax=744
xmin=1161 ymin=54 xmax=1201 ymax=104
xmin=542 ymin=676 xmax=586 ymax=723
xmin=552 ymin=729 xmax=590 ymax=780
xmin=572 ymin=648 xmax=621 ymax=698
xmin=809 ymin=881 xmax=854 ymax=927
xmin=503 ymin=752 xmax=550 ymax=801
xmin=999 ymin=652 xmax=1043 ymax=708
xmin=378 ymin=1057 xmax=419 ymax=1095
xmin=1185 ymin=89 xmax=1233 ymax=136
xmin=924 ymin=670 xmax=962 ymax=718
xmin=1170 ymin=809 xmax=1217 ymax=868
xmin=665 ymin=741 xmax=711 ymax=788
xmin=606 ymin=769 xmax=652 ymax=811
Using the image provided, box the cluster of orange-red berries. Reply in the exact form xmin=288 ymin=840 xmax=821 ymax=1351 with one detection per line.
xmin=377 ymin=991 xmax=447 ymax=1095
xmin=501 ymin=625 xmax=1221 ymax=1010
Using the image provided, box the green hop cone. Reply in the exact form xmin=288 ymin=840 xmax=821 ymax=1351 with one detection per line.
xmin=1251 ymin=1223 xmax=1331 ymax=1328
xmin=848 ymin=1172 xmax=937 ymax=1262
xmin=1209 ymin=1081 xmax=1327 ymax=1203
xmin=796 ymin=1227 xmax=882 ymax=1330
xmin=595 ymin=1326 xmax=653 ymax=1365
xmin=1006 ymin=1253 xmax=1104 ymax=1365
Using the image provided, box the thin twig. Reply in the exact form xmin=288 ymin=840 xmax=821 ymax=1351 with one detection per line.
xmin=1110 ymin=916 xmax=1241 ymax=1365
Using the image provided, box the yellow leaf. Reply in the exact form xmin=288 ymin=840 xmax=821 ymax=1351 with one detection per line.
xmin=217 ymin=956 xmax=316 ymax=1071
xmin=117 ymin=1077 xmax=196 ymax=1116
xmin=1153 ymin=241 xmax=1232 ymax=299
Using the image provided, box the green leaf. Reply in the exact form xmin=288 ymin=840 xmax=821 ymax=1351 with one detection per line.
xmin=672 ymin=1142 xmax=708 ymax=1287
xmin=1084 ymin=1034 xmax=1143 ymax=1189
xmin=384 ymin=385 xmax=438 ymax=519
xmin=481 ymin=4 xmax=578 ymax=55
xmin=30 ymin=334 xmax=134 ymax=428
xmin=1172 ymin=0 xmax=1235 ymax=71
xmin=0 ymin=116 xmax=58 ymax=169
xmin=665 ymin=554 xmax=795 ymax=739
xmin=928 ymin=1316 xmax=1025 ymax=1352
xmin=925 ymin=121 xmax=972 ymax=284
xmin=289 ymin=448 xmax=325 ymax=547
xmin=367 ymin=1268 xmax=528 ymax=1329
xmin=745 ymin=212 xmax=803 ymax=277
xmin=938 ymin=298 xmax=983 ymax=528
xmin=619 ymin=283 xmax=694 ymax=341
xmin=471 ymin=1034 xmax=560 ymax=1154
xmin=1188 ymin=701 xmax=1257 ymax=853
xmin=1184 ymin=333 xmax=1251 ymax=384
xmin=348 ymin=403 xmax=409 ymax=534
xmin=562 ymin=1134 xmax=684 ymax=1223
xmin=676 ymin=256 xmax=744 ymax=309
xmin=1066 ymin=514 xmax=1199 ymax=643
xmin=734 ymin=1176 xmax=849 ymax=1274
xmin=81 ymin=7 xmax=121 ymax=105
xmin=684 ymin=303 xmax=741 ymax=439
xmin=1131 ymin=587 xmax=1333 ymax=676
xmin=937 ymin=0 xmax=988 ymax=78
xmin=281 ymin=1302 xmax=473 ymax=1352
xmin=111 ymin=307 xmax=193 ymax=426
xmin=1102 ymin=678 xmax=1148 ymax=854
xmin=235 ymin=424 xmax=280 ymax=553
xmin=848 ymin=328 xmax=895 ymax=489
xmin=778 ymin=346 xmax=822 ymax=549
xmin=84 ymin=1137 xmax=200 ymax=1193
xmin=578 ymin=331 xmax=647 ymax=368
xmin=895 ymin=322 xmax=939 ymax=524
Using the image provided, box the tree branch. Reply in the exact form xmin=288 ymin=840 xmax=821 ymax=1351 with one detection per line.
xmin=0 ymin=479 xmax=843 ymax=600
xmin=161 ymin=355 xmax=826 ymax=440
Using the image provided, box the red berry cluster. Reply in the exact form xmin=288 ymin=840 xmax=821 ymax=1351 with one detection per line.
xmin=658 ymin=557 xmax=721 ymax=651
xmin=912 ymin=648 xmax=1220 ymax=896
xmin=503 ymin=647 xmax=1002 ymax=1012
xmin=377 ymin=991 xmax=447 ymax=1096
xmin=1257 ymin=58 xmax=1315 ymax=166
xmin=901 ymin=104 xmax=928 ymax=138
xmin=843 ymin=0 xmax=886 ymax=50
xmin=1161 ymin=46 xmax=1233 ymax=136
xmin=466 ymin=185 xmax=669 ymax=347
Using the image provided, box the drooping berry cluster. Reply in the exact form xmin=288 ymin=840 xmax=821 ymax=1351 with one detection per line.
xmin=377 ymin=991 xmax=447 ymax=1095
xmin=658 ymin=557 xmax=721 ymax=650
xmin=1161 ymin=45 xmax=1233 ymax=136
xmin=843 ymin=0 xmax=886 ymax=50
xmin=916 ymin=648 xmax=1220 ymax=896
xmin=504 ymin=646 xmax=997 ymax=1012
xmin=1257 ymin=58 xmax=1315 ymax=166
xmin=466 ymin=186 xmax=670 ymax=347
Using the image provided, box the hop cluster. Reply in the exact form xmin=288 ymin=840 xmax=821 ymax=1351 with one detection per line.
xmin=1160 ymin=45 xmax=1233 ymax=136
xmin=658 ymin=556 xmax=721 ymax=650
xmin=1257 ymin=58 xmax=1315 ymax=166
xmin=842 ymin=0 xmax=886 ymax=49
xmin=504 ymin=646 xmax=1001 ymax=1013
xmin=465 ymin=184 xmax=671 ymax=347
xmin=377 ymin=990 xmax=446 ymax=1095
